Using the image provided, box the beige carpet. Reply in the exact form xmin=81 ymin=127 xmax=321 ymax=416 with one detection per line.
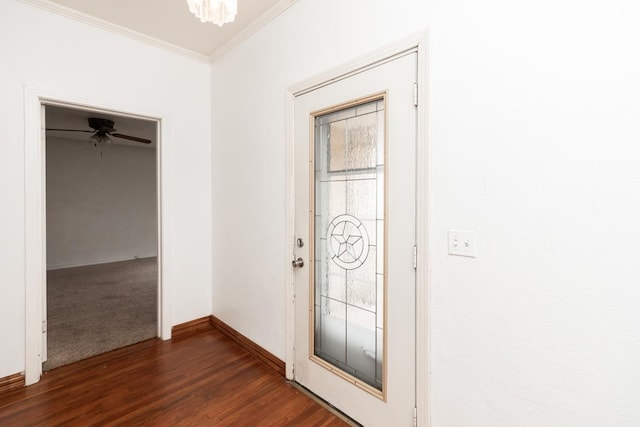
xmin=44 ymin=257 xmax=157 ymax=371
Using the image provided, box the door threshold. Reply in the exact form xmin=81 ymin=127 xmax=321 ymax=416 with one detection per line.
xmin=289 ymin=381 xmax=362 ymax=426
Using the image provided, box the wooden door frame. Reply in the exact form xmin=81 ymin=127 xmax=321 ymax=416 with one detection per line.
xmin=284 ymin=31 xmax=431 ymax=426
xmin=24 ymin=88 xmax=171 ymax=385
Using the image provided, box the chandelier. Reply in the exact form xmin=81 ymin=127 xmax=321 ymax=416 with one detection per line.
xmin=187 ymin=0 xmax=237 ymax=26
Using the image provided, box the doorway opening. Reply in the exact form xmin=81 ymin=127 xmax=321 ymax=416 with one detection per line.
xmin=43 ymin=105 xmax=160 ymax=370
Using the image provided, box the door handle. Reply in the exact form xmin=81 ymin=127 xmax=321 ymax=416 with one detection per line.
xmin=291 ymin=257 xmax=304 ymax=268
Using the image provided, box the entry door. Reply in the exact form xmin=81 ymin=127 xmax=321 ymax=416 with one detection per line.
xmin=293 ymin=52 xmax=417 ymax=426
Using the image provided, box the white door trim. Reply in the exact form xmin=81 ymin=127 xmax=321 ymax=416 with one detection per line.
xmin=24 ymin=87 xmax=172 ymax=385
xmin=284 ymin=31 xmax=431 ymax=426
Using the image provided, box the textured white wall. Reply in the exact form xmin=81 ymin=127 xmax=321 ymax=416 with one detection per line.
xmin=211 ymin=0 xmax=640 ymax=424
xmin=0 ymin=0 xmax=212 ymax=378
xmin=46 ymin=137 xmax=157 ymax=269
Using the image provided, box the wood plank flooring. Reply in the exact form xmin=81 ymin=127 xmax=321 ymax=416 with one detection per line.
xmin=0 ymin=327 xmax=348 ymax=426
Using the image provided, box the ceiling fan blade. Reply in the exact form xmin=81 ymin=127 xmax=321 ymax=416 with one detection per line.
xmin=111 ymin=133 xmax=152 ymax=144
xmin=46 ymin=128 xmax=93 ymax=132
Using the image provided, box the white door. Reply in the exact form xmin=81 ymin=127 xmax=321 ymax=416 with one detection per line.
xmin=293 ymin=52 xmax=417 ymax=426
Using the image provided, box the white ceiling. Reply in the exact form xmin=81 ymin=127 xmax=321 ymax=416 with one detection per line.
xmin=41 ymin=0 xmax=296 ymax=60
xmin=46 ymin=105 xmax=158 ymax=149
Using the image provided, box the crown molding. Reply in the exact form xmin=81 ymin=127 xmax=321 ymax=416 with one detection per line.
xmin=209 ymin=0 xmax=299 ymax=63
xmin=17 ymin=0 xmax=211 ymax=64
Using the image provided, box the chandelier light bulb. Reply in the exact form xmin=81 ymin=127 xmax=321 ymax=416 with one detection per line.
xmin=187 ymin=0 xmax=237 ymax=27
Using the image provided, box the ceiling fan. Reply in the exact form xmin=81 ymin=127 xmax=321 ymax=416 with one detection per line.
xmin=46 ymin=118 xmax=152 ymax=145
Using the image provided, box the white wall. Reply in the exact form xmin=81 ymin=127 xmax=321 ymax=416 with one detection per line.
xmin=46 ymin=137 xmax=157 ymax=269
xmin=211 ymin=0 xmax=640 ymax=425
xmin=0 ymin=0 xmax=212 ymax=378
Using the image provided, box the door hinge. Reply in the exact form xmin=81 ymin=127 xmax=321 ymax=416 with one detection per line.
xmin=413 ymin=245 xmax=418 ymax=269
xmin=42 ymin=320 xmax=47 ymax=334
xmin=413 ymin=406 xmax=418 ymax=426
xmin=413 ymin=82 xmax=418 ymax=107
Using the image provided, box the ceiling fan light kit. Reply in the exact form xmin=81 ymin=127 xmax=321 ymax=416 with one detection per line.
xmin=187 ymin=0 xmax=237 ymax=26
xmin=90 ymin=133 xmax=112 ymax=145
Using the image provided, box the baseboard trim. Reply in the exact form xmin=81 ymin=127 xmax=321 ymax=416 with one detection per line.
xmin=171 ymin=315 xmax=286 ymax=377
xmin=171 ymin=316 xmax=213 ymax=337
xmin=209 ymin=316 xmax=286 ymax=377
xmin=0 ymin=372 xmax=25 ymax=394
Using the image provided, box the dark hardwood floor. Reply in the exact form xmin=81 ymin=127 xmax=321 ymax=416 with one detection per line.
xmin=0 ymin=326 xmax=348 ymax=426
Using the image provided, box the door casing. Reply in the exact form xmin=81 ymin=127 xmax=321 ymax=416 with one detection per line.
xmin=284 ymin=31 xmax=431 ymax=426
xmin=24 ymin=88 xmax=171 ymax=385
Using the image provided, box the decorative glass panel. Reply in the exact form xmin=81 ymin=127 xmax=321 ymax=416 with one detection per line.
xmin=313 ymin=98 xmax=385 ymax=391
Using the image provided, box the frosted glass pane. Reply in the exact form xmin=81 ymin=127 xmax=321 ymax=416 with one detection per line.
xmin=376 ymin=327 xmax=383 ymax=388
xmin=376 ymin=274 xmax=384 ymax=329
xmin=346 ymin=306 xmax=376 ymax=386
xmin=328 ymin=120 xmax=346 ymax=172
xmin=317 ymin=181 xmax=346 ymax=225
xmin=346 ymin=179 xmax=376 ymax=221
xmin=362 ymin=219 xmax=377 ymax=245
xmin=318 ymin=107 xmax=356 ymax=125
xmin=315 ymin=215 xmax=323 ymax=261
xmin=376 ymin=110 xmax=385 ymax=166
xmin=356 ymin=101 xmax=377 ymax=116
xmin=324 ymin=258 xmax=347 ymax=302
xmin=314 ymin=98 xmax=385 ymax=391
xmin=377 ymin=220 xmax=384 ymax=275
xmin=376 ymin=167 xmax=384 ymax=220
xmin=315 ymin=297 xmax=346 ymax=365
xmin=346 ymin=113 xmax=377 ymax=171
xmin=347 ymin=246 xmax=376 ymax=311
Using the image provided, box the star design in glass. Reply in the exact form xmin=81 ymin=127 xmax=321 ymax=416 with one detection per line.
xmin=331 ymin=221 xmax=363 ymax=261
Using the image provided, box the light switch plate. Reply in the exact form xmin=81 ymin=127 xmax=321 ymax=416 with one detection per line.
xmin=448 ymin=230 xmax=477 ymax=257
